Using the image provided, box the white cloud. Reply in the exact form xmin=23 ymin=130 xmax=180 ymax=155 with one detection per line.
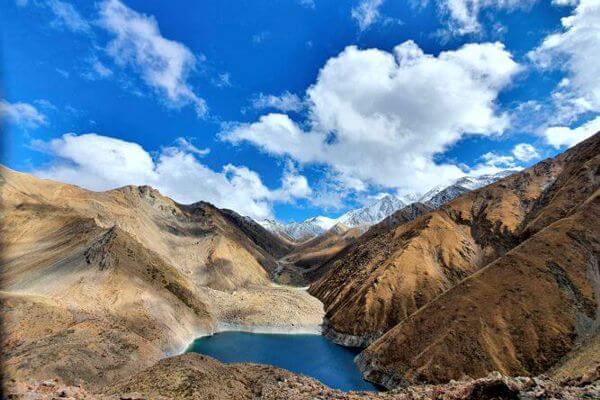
xmin=0 ymin=100 xmax=47 ymax=128
xmin=352 ymin=0 xmax=385 ymax=31
xmin=468 ymin=142 xmax=539 ymax=175
xmin=251 ymin=92 xmax=304 ymax=112
xmin=98 ymin=0 xmax=207 ymax=117
xmin=34 ymin=99 xmax=58 ymax=111
xmin=271 ymin=161 xmax=313 ymax=201
xmin=91 ymin=60 xmax=113 ymax=78
xmin=82 ymin=56 xmax=113 ymax=80
xmin=543 ymin=116 xmax=600 ymax=148
xmin=468 ymin=149 xmax=517 ymax=176
xmin=435 ymin=0 xmax=538 ymax=35
xmin=31 ymin=133 xmax=311 ymax=219
xmin=512 ymin=143 xmax=540 ymax=161
xmin=223 ymin=40 xmax=521 ymax=195
xmin=47 ymin=0 xmax=91 ymax=33
xmin=174 ymin=137 xmax=210 ymax=156
xmin=529 ymin=0 xmax=600 ymax=118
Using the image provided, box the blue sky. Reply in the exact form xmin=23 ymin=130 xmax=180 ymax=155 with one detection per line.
xmin=2 ymin=0 xmax=599 ymax=222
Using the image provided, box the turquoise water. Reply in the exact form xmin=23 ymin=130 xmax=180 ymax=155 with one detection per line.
xmin=186 ymin=331 xmax=378 ymax=391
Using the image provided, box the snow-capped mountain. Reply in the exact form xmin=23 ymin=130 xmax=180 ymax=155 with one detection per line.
xmin=257 ymin=218 xmax=295 ymax=241
xmin=336 ymin=194 xmax=405 ymax=228
xmin=259 ymin=216 xmax=336 ymax=241
xmin=284 ymin=216 xmax=337 ymax=241
xmin=419 ymin=170 xmax=517 ymax=208
xmin=453 ymin=170 xmax=517 ymax=190
xmin=421 ymin=184 xmax=470 ymax=209
xmin=259 ymin=170 xmax=517 ymax=241
xmin=260 ymin=196 xmax=405 ymax=242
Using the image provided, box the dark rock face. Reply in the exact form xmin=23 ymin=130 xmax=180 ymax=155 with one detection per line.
xmin=219 ymin=208 xmax=295 ymax=259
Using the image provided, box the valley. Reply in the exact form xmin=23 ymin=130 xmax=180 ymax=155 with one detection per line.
xmin=1 ymin=133 xmax=599 ymax=399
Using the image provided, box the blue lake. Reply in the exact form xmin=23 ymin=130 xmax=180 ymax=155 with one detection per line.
xmin=186 ymin=331 xmax=378 ymax=391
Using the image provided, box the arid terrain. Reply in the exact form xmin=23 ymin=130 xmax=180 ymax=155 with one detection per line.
xmin=0 ymin=167 xmax=323 ymax=393
xmin=2 ymin=133 xmax=599 ymax=399
xmin=311 ymin=132 xmax=600 ymax=388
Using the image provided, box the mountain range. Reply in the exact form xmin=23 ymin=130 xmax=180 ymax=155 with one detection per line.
xmin=259 ymin=170 xmax=518 ymax=241
xmin=3 ymin=133 xmax=599 ymax=399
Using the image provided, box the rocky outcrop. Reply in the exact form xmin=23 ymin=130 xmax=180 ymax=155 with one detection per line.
xmin=5 ymin=363 xmax=600 ymax=399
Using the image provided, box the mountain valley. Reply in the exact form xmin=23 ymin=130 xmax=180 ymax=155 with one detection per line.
xmin=1 ymin=134 xmax=599 ymax=399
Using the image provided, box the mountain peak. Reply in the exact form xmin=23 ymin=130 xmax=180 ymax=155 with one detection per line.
xmin=259 ymin=170 xmax=516 ymax=242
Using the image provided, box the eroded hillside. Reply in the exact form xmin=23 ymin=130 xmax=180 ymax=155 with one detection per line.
xmin=309 ymin=132 xmax=600 ymax=386
xmin=0 ymin=168 xmax=323 ymax=389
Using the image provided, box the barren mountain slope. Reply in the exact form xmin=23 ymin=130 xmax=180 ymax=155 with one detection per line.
xmin=549 ymin=333 xmax=600 ymax=386
xmin=310 ymin=135 xmax=597 ymax=349
xmin=219 ymin=208 xmax=295 ymax=258
xmin=0 ymin=167 xmax=292 ymax=291
xmin=285 ymin=224 xmax=363 ymax=269
xmin=1 ymin=218 xmax=212 ymax=388
xmin=304 ymin=203 xmax=432 ymax=288
xmin=309 ymin=200 xmax=482 ymax=346
xmin=351 ymin=133 xmax=600 ymax=387
xmin=8 ymin=353 xmax=598 ymax=399
xmin=0 ymin=168 xmax=322 ymax=390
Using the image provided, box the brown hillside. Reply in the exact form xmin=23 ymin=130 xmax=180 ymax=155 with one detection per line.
xmin=311 ymin=133 xmax=598 ymax=356
xmin=284 ymin=224 xmax=363 ymax=277
xmin=0 ymin=168 xmax=322 ymax=390
xmin=349 ymin=132 xmax=600 ymax=387
xmin=0 ymin=167 xmax=289 ymax=291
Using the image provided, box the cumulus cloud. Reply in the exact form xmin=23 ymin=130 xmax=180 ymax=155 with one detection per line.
xmin=467 ymin=141 xmax=538 ymax=176
xmin=223 ymin=40 xmax=521 ymax=196
xmin=98 ymin=0 xmax=207 ymax=116
xmin=47 ymin=0 xmax=91 ymax=33
xmin=31 ymin=133 xmax=311 ymax=219
xmin=251 ymin=92 xmax=304 ymax=112
xmin=529 ymin=0 xmax=600 ymax=118
xmin=512 ymin=143 xmax=540 ymax=161
xmin=0 ymin=100 xmax=47 ymax=128
xmin=543 ymin=116 xmax=600 ymax=148
xmin=434 ymin=0 xmax=538 ymax=35
xmin=271 ymin=161 xmax=313 ymax=201
xmin=352 ymin=0 xmax=385 ymax=31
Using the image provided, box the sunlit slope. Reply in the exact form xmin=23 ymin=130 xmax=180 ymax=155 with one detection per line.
xmin=349 ymin=132 xmax=600 ymax=386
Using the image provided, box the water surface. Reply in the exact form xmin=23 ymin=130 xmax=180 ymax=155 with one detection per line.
xmin=186 ymin=331 xmax=377 ymax=391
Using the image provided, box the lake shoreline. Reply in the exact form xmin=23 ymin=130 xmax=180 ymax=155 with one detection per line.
xmin=186 ymin=330 xmax=378 ymax=392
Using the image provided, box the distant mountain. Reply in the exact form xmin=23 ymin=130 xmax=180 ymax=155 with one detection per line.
xmin=419 ymin=170 xmax=518 ymax=208
xmin=284 ymin=216 xmax=337 ymax=241
xmin=256 ymin=218 xmax=295 ymax=241
xmin=454 ymin=170 xmax=517 ymax=190
xmin=336 ymin=194 xmax=406 ymax=228
xmin=259 ymin=216 xmax=337 ymax=241
xmin=260 ymin=170 xmax=517 ymax=241
xmin=421 ymin=184 xmax=470 ymax=209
